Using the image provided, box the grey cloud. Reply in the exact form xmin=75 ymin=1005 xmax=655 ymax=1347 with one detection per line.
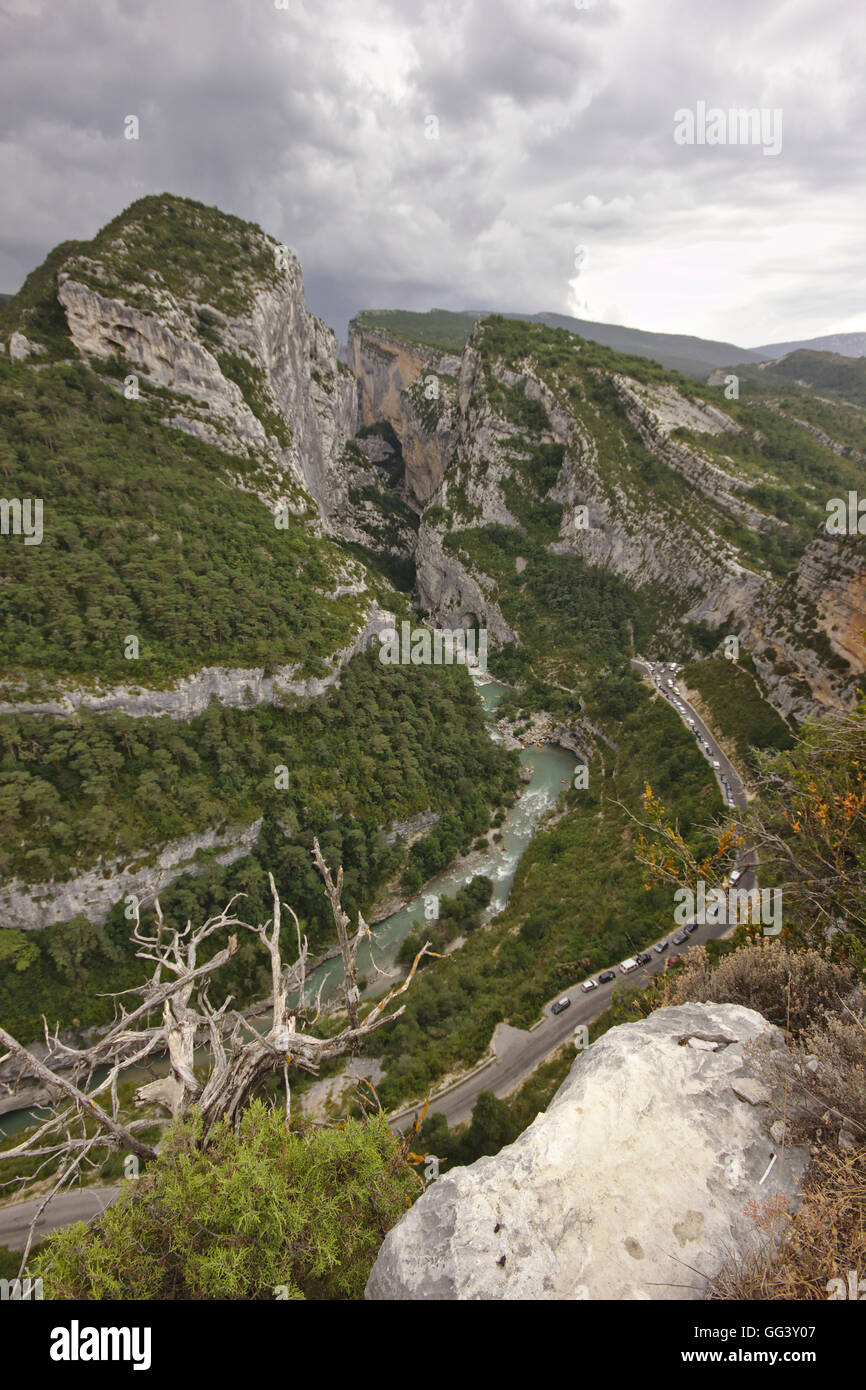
xmin=0 ymin=0 xmax=862 ymax=345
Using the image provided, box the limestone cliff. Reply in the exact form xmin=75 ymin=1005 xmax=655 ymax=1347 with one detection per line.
xmin=366 ymin=1002 xmax=811 ymax=1301
xmin=0 ymin=819 xmax=263 ymax=931
xmin=747 ymin=528 xmax=866 ymax=720
xmin=347 ymin=321 xmax=460 ymax=504
xmin=408 ymin=318 xmax=864 ymax=713
xmin=56 ymin=234 xmax=359 ymax=529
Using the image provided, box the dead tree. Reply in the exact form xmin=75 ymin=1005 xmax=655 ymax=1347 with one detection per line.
xmin=0 ymin=839 xmax=432 ymax=1268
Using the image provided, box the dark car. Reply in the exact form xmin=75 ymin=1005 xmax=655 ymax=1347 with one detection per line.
xmin=636 ymin=952 xmax=652 ymax=965
xmin=671 ymin=930 xmax=689 ymax=945
xmin=598 ymin=970 xmax=617 ymax=984
xmin=551 ymin=997 xmax=572 ymax=1015
xmin=684 ymin=922 xmax=700 ymax=935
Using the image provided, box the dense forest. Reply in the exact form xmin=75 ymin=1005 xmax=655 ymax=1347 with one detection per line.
xmin=0 ymin=654 xmax=518 ymax=1040
xmin=0 ymin=356 xmax=365 ymax=692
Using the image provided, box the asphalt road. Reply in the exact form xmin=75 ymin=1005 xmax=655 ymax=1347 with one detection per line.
xmin=1 ymin=659 xmax=755 ymax=1236
xmin=391 ymin=658 xmax=757 ymax=1133
xmin=0 ymin=1184 xmax=120 ymax=1251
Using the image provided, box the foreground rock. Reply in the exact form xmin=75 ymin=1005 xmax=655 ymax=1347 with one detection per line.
xmin=366 ymin=1003 xmax=810 ymax=1300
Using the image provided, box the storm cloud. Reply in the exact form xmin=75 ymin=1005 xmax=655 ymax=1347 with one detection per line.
xmin=1 ymin=0 xmax=863 ymax=345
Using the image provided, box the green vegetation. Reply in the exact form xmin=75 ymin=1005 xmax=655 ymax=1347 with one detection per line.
xmin=352 ymin=309 xmax=477 ymax=354
xmin=0 ymin=356 xmax=360 ymax=690
xmin=367 ymin=678 xmax=723 ymax=1109
xmin=681 ymin=657 xmax=795 ymax=767
xmin=34 ymin=1104 xmax=420 ymax=1299
xmin=446 ymin=525 xmax=659 ymax=676
xmin=750 ymin=350 xmax=866 ymax=410
xmin=0 ymin=654 xmax=517 ymax=1041
xmin=65 ymin=194 xmax=281 ymax=320
xmin=397 ymin=875 xmax=494 ymax=962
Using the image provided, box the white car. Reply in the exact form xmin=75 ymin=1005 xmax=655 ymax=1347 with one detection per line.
xmin=619 ymin=957 xmax=639 ymax=974
xmin=581 ymin=978 xmax=598 ymax=993
xmin=730 ymin=868 xmax=742 ymax=884
xmin=713 ymin=759 xmax=721 ymax=769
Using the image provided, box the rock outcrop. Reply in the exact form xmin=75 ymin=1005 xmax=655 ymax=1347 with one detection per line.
xmin=0 ymin=601 xmax=395 ymax=720
xmin=57 ymin=233 xmax=359 ymax=529
xmin=0 ymin=818 xmax=263 ymax=931
xmin=747 ymin=528 xmax=866 ymax=719
xmin=348 ymin=323 xmax=460 ymax=503
xmin=366 ymin=1003 xmax=810 ymax=1301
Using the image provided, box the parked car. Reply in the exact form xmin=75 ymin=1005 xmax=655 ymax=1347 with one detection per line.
xmin=636 ymin=952 xmax=652 ymax=965
xmin=685 ymin=922 xmax=700 ymax=935
xmin=730 ymin=868 xmax=742 ymax=885
xmin=580 ymin=978 xmax=598 ymax=993
xmin=671 ymin=930 xmax=689 ymax=945
xmin=653 ymin=940 xmax=668 ymax=953
xmin=620 ymin=957 xmax=639 ymax=974
xmin=713 ymin=759 xmax=721 ymax=769
xmin=665 ymin=956 xmax=679 ymax=968
xmin=598 ymin=969 xmax=617 ymax=984
xmin=552 ymin=997 xmax=572 ymax=1015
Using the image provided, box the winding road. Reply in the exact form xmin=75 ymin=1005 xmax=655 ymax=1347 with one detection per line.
xmin=0 ymin=659 xmax=756 ymax=1243
xmin=390 ymin=659 xmax=756 ymax=1132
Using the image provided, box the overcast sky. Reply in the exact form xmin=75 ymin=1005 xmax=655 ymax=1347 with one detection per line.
xmin=1 ymin=0 xmax=864 ymax=346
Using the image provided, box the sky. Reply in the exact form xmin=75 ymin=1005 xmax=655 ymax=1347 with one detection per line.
xmin=1 ymin=0 xmax=864 ymax=347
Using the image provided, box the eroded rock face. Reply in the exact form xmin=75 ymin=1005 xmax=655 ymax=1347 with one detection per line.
xmin=366 ymin=1003 xmax=810 ymax=1301
xmin=748 ymin=528 xmax=866 ymax=719
xmin=57 ymin=249 xmax=359 ymax=528
xmin=347 ymin=324 xmax=460 ymax=503
xmin=0 ymin=818 xmax=263 ymax=931
xmin=414 ymin=523 xmax=518 ymax=644
xmin=0 ymin=601 xmax=395 ymax=720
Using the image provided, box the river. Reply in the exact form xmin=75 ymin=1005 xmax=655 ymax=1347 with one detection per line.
xmin=0 ymin=676 xmax=575 ymax=1138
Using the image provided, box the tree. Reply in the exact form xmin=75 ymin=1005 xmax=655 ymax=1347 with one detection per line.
xmin=0 ymin=839 xmax=433 ymax=1276
xmin=33 ymin=1103 xmax=420 ymax=1300
xmin=464 ymin=1090 xmax=516 ymax=1158
xmin=630 ymin=703 xmax=866 ymax=968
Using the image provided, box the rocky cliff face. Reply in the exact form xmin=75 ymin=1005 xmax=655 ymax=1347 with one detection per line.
xmin=347 ymin=323 xmax=460 ymax=503
xmin=407 ymin=319 xmax=864 ymax=714
xmin=56 ymin=233 xmax=359 ymax=530
xmin=413 ymin=330 xmax=769 ymax=644
xmin=747 ymin=529 xmax=866 ymax=720
xmin=366 ymin=1003 xmax=811 ymax=1301
xmin=0 ymin=818 xmax=263 ymax=931
xmin=0 ymin=601 xmax=395 ymax=720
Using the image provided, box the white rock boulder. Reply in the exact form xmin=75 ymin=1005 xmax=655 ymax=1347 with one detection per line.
xmin=366 ymin=1003 xmax=810 ymax=1300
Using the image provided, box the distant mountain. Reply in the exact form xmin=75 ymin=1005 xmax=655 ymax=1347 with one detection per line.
xmin=752 ymin=331 xmax=866 ymax=359
xmin=355 ymin=307 xmax=769 ymax=379
xmin=753 ymin=349 xmax=866 ymax=408
xmin=489 ymin=310 xmax=770 ymax=379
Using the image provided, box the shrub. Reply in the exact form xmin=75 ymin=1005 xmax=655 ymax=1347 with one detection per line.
xmin=34 ymin=1103 xmax=421 ymax=1300
xmin=665 ymin=940 xmax=858 ymax=1035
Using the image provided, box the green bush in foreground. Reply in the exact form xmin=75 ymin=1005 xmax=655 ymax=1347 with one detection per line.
xmin=34 ymin=1103 xmax=421 ymax=1300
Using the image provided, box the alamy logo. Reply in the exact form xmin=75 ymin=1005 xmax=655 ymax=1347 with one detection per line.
xmin=674 ymin=882 xmax=782 ymax=936
xmin=826 ymin=491 xmax=865 ymax=535
xmin=378 ymin=620 xmax=487 ymax=672
xmin=673 ymin=102 xmax=782 ymax=156
xmin=826 ymin=1270 xmax=865 ymax=1300
xmin=49 ymin=1320 xmax=152 ymax=1371
xmin=0 ymin=497 xmax=43 ymax=545
xmin=0 ymin=1277 xmax=43 ymax=1300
